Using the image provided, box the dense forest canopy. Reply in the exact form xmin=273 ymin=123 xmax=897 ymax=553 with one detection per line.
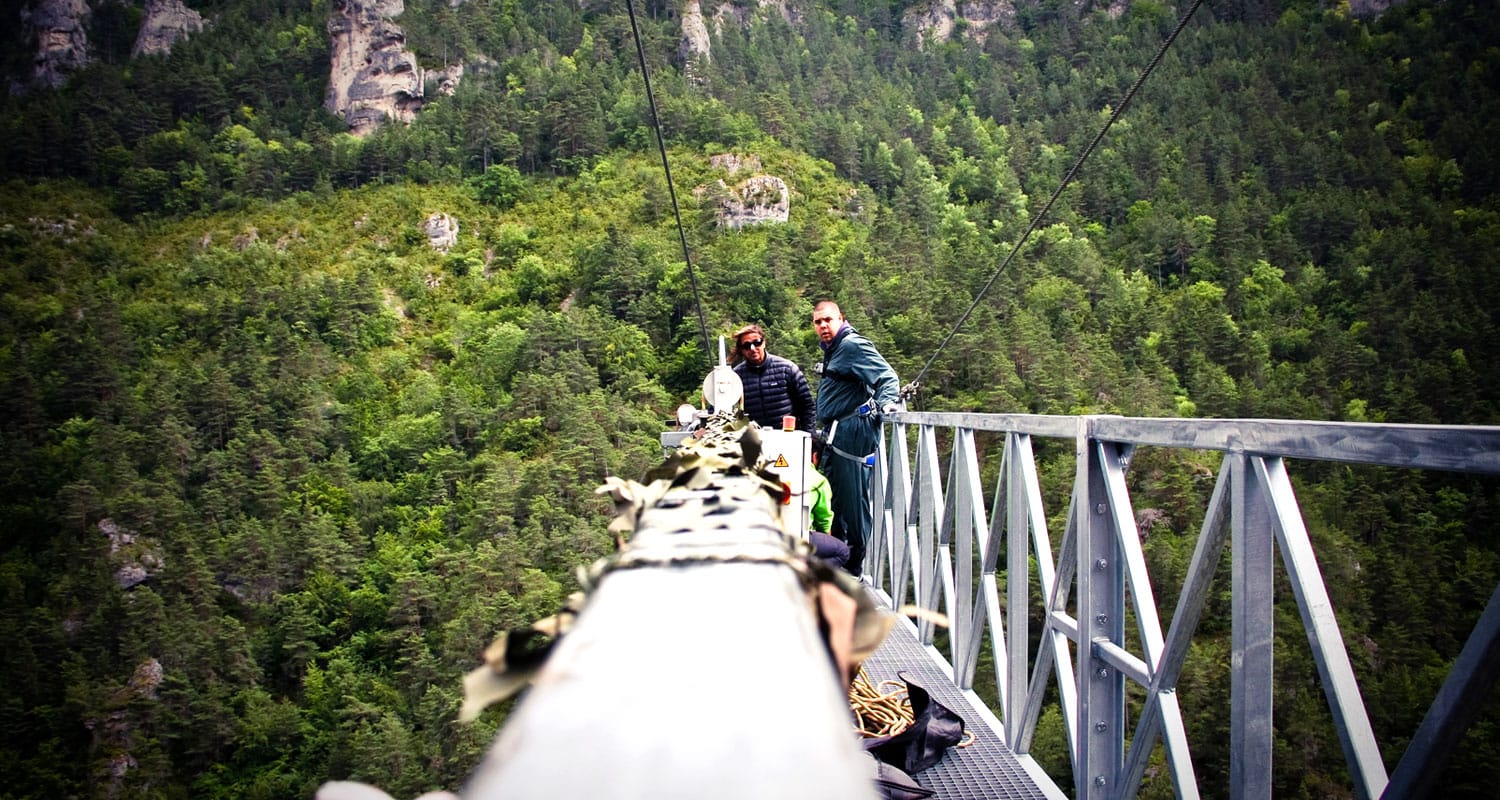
xmin=1 ymin=0 xmax=1498 ymax=797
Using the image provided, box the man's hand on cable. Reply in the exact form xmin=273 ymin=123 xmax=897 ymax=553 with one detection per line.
xmin=881 ymin=403 xmax=901 ymax=416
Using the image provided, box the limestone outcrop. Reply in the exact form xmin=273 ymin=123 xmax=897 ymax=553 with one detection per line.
xmin=433 ymin=62 xmax=463 ymax=97
xmin=696 ymin=154 xmax=790 ymax=229
xmin=680 ymin=0 xmax=711 ymax=66
xmin=720 ymin=175 xmax=790 ymax=229
xmin=902 ymin=0 xmax=1016 ymax=46
xmin=325 ymin=0 xmax=425 ymax=136
xmin=131 ymin=0 xmax=206 ymax=58
xmin=15 ymin=0 xmax=203 ymax=93
xmin=88 ymin=658 xmax=164 ymax=800
xmin=19 ymin=0 xmax=90 ymax=92
xmin=101 ymin=518 xmax=164 ymax=590
xmin=1349 ymin=0 xmax=1406 ymax=18
xmin=679 ymin=0 xmax=800 ymax=66
xmin=425 ymin=212 xmax=459 ymax=252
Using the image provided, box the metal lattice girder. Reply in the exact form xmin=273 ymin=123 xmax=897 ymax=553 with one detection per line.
xmin=867 ymin=412 xmax=1500 ymax=800
xmin=1257 ymin=457 xmax=1388 ymax=800
xmin=1118 ymin=454 xmax=1230 ymax=800
xmin=1384 ymin=583 xmax=1500 ymax=799
xmin=1230 ymin=450 xmax=1276 ymax=800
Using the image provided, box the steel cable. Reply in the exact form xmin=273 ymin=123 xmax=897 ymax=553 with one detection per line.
xmin=907 ymin=0 xmax=1206 ymax=395
xmin=625 ymin=0 xmax=714 ymax=370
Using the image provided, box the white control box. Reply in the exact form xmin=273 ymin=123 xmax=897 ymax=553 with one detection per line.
xmin=753 ymin=428 xmax=813 ymax=541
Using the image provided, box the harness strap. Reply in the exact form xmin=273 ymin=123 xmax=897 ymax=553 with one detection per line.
xmin=828 ymin=443 xmax=874 ymax=467
xmin=822 ymin=396 xmax=877 ymax=432
xmin=824 ymin=416 xmax=876 ymax=467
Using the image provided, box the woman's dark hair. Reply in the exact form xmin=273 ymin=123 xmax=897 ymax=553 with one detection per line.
xmin=729 ymin=323 xmax=765 ymax=365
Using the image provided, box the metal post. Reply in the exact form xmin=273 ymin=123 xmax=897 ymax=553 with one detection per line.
xmin=952 ymin=429 xmax=982 ymax=685
xmin=1231 ymin=452 xmax=1275 ymax=800
xmin=1077 ymin=424 xmax=1125 ymax=799
xmin=1006 ymin=432 xmax=1033 ymax=747
xmin=915 ymin=425 xmax=943 ymax=642
xmin=869 ymin=423 xmax=890 ymax=581
xmin=885 ymin=424 xmax=914 ymax=602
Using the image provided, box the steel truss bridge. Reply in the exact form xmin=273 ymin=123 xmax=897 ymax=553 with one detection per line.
xmin=461 ymin=414 xmax=1500 ymax=800
xmin=863 ymin=412 xmax=1500 ymax=800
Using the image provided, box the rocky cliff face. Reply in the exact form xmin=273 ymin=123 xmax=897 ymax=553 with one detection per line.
xmin=695 ymin=154 xmax=791 ymax=229
xmin=902 ymin=0 xmax=1017 ymax=46
xmin=680 ymin=0 xmax=1026 ymax=58
xmin=19 ymin=0 xmax=90 ymax=92
xmin=424 ymin=212 xmax=459 ymax=252
xmin=14 ymin=0 xmax=204 ymax=94
xmin=680 ymin=0 xmax=711 ymax=66
xmin=679 ymin=0 xmax=800 ymax=66
xmin=325 ymin=0 xmax=425 ymax=136
xmin=101 ymin=517 xmax=164 ymax=590
xmin=1349 ymin=0 xmax=1406 ymax=18
xmin=131 ymin=0 xmax=206 ymax=58
xmin=87 ymin=657 xmax=164 ymax=800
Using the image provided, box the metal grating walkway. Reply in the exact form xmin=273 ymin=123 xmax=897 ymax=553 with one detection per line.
xmin=859 ymin=588 xmax=1066 ymax=800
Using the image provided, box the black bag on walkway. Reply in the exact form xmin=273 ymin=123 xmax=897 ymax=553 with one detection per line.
xmin=862 ymin=671 xmax=966 ymax=774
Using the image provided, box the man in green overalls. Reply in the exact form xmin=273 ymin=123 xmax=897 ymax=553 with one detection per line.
xmin=811 ymin=300 xmax=900 ymax=577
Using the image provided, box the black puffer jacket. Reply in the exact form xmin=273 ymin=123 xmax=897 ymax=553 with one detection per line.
xmin=734 ymin=353 xmax=815 ymax=433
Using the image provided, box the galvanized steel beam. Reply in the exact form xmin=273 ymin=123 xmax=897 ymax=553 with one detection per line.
xmin=1259 ymin=457 xmax=1388 ymax=800
xmin=865 ymin=412 xmax=1500 ymax=800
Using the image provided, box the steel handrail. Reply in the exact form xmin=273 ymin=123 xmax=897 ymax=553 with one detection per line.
xmin=865 ymin=413 xmax=1500 ymax=800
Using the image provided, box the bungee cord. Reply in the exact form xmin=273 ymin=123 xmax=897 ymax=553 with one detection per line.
xmin=625 ymin=0 xmax=1205 ymax=391
xmin=624 ymin=0 xmax=714 ymax=370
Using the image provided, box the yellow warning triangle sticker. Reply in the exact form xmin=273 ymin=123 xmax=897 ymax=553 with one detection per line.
xmin=773 ymin=454 xmax=789 ymax=468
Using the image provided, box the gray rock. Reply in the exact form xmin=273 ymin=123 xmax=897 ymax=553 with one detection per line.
xmin=325 ymin=0 xmax=425 ymax=136
xmin=903 ymin=0 xmax=1017 ymax=46
xmin=20 ymin=0 xmax=90 ymax=92
xmin=132 ymin=0 xmax=206 ymax=58
xmin=101 ymin=518 xmax=164 ymax=589
xmin=697 ymin=168 xmax=791 ymax=230
xmin=425 ymin=212 xmax=459 ymax=252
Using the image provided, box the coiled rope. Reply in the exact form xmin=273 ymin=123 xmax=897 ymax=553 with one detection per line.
xmin=850 ymin=669 xmax=975 ymax=747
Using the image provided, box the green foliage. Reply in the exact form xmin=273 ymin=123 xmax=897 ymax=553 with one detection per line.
xmin=468 ymin=163 xmax=527 ymax=208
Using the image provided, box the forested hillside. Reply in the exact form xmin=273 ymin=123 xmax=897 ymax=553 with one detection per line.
xmin=2 ymin=0 xmax=1498 ymax=797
